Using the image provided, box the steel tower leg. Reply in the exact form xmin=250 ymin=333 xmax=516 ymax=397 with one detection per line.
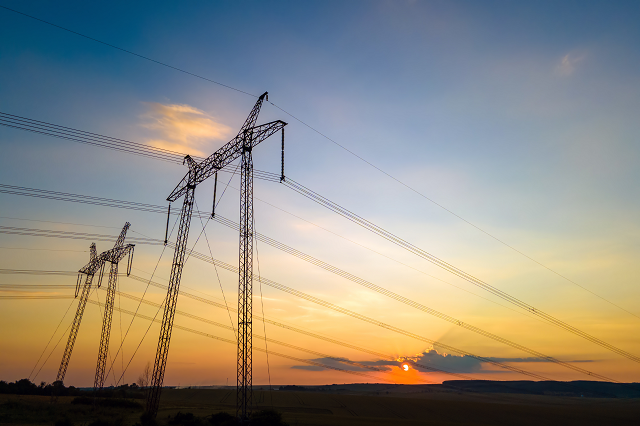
xmin=56 ymin=274 xmax=94 ymax=383
xmin=237 ymin=146 xmax=254 ymax=422
xmin=94 ymin=262 xmax=118 ymax=390
xmin=145 ymin=183 xmax=196 ymax=418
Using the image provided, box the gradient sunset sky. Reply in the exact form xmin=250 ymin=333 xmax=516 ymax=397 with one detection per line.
xmin=1 ymin=0 xmax=639 ymax=387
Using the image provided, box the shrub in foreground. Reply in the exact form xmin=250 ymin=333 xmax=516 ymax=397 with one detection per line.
xmin=208 ymin=412 xmax=236 ymax=425
xmin=250 ymin=409 xmax=289 ymax=426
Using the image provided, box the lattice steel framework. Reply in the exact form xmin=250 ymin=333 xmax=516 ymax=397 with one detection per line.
xmin=55 ymin=224 xmax=135 ymax=388
xmin=55 ymin=243 xmax=100 ymax=384
xmin=145 ymin=92 xmax=286 ymax=420
xmin=94 ymin=223 xmax=135 ymax=390
xmin=237 ymin=142 xmax=254 ymax=420
xmin=145 ymin=180 xmax=195 ymax=415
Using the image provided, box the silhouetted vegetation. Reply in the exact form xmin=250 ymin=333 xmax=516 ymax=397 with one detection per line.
xmin=0 ymin=378 xmax=80 ymax=396
xmin=278 ymin=385 xmax=308 ymax=392
xmin=72 ymin=396 xmax=143 ymax=409
xmin=207 ymin=412 xmax=236 ymax=426
xmin=138 ymin=411 xmax=158 ymax=426
xmin=54 ymin=418 xmax=75 ymax=426
xmin=0 ymin=378 xmax=145 ymax=399
xmin=169 ymin=411 xmax=203 ymax=426
xmin=250 ymin=409 xmax=289 ymax=426
xmin=88 ymin=420 xmax=112 ymax=426
xmin=165 ymin=410 xmax=287 ymax=426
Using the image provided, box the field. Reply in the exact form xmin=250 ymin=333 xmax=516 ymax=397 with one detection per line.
xmin=2 ymin=384 xmax=640 ymax=425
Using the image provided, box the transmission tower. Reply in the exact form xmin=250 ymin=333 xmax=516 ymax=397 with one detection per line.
xmin=145 ymin=92 xmax=286 ymax=421
xmin=55 ymin=224 xmax=134 ymax=389
xmin=55 ymin=243 xmax=102 ymax=385
xmin=93 ymin=223 xmax=135 ymax=390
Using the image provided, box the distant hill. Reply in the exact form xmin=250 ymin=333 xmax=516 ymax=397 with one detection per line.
xmin=438 ymin=380 xmax=640 ymax=398
xmin=276 ymin=380 xmax=640 ymax=398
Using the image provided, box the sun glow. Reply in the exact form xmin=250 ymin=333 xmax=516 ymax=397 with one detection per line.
xmin=402 ymin=364 xmax=409 ymax=372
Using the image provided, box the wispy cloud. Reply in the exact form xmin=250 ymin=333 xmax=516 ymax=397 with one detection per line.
xmin=140 ymin=102 xmax=232 ymax=156
xmin=291 ymin=357 xmax=392 ymax=372
xmin=556 ymin=51 xmax=587 ymax=76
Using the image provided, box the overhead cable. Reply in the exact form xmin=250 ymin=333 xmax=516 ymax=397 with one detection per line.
xmin=1 ymin=269 xmax=473 ymax=380
xmin=0 ymin=5 xmax=617 ymax=326
xmin=85 ymin=301 xmax=390 ymax=384
xmin=281 ymin=178 xmax=640 ymax=365
xmin=0 ymin=220 xmax=619 ymax=378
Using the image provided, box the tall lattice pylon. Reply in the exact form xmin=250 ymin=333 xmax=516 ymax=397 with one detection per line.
xmin=145 ymin=92 xmax=286 ymax=421
xmin=237 ymin=140 xmax=254 ymax=419
xmin=93 ymin=222 xmax=135 ymax=390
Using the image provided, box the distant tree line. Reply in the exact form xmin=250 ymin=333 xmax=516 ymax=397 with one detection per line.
xmin=0 ymin=378 xmax=145 ymax=399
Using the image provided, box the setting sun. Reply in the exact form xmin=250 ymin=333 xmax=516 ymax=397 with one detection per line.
xmin=403 ymin=364 xmax=409 ymax=372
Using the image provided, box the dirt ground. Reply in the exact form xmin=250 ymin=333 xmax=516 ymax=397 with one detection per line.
xmin=2 ymin=387 xmax=640 ymax=425
xmin=159 ymin=388 xmax=640 ymax=425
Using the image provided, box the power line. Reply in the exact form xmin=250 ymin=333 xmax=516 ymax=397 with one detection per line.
xmin=0 ymin=112 xmax=203 ymax=164
xmin=2 ymin=195 xmax=633 ymax=374
xmin=0 ymin=225 xmax=161 ymax=245
xmin=121 ymin=274 xmax=474 ymax=380
xmin=252 ymin=214 xmax=274 ymax=402
xmin=193 ymin=197 xmax=237 ymax=341
xmin=0 ymin=221 xmax=623 ymax=378
xmin=208 ymin=217 xmax=612 ymax=381
xmin=280 ymin=178 xmax=640 ymax=363
xmin=0 ymin=183 xmax=550 ymax=321
xmin=0 ymin=295 xmax=75 ymax=299
xmin=7 ymin=110 xmax=628 ymax=331
xmin=86 ymin=299 xmax=394 ymax=383
xmin=0 ymin=215 xmax=124 ymax=229
xmin=93 ymin=287 xmax=411 ymax=381
xmin=166 ymin=249 xmax=558 ymax=381
xmin=0 ymin=4 xmax=615 ymax=328
xmin=0 ymin=6 xmax=257 ymax=98
xmin=101 ymin=216 xmax=178 ymax=386
xmin=0 ymin=246 xmax=88 ymax=252
xmin=109 ymin=177 xmax=239 ymax=388
xmin=4 ymin=264 xmax=562 ymax=382
xmin=27 ymin=297 xmax=75 ymax=381
xmin=1 ymin=269 xmax=474 ymax=380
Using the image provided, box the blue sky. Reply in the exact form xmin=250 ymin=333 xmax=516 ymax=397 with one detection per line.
xmin=1 ymin=1 xmax=639 ymax=386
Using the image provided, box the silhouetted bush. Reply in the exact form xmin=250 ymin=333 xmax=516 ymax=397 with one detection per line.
xmin=250 ymin=410 xmax=288 ymax=426
xmin=169 ymin=411 xmax=203 ymax=426
xmin=139 ymin=411 xmax=158 ymax=426
xmin=208 ymin=412 xmax=237 ymax=425
xmin=54 ymin=419 xmax=74 ymax=426
xmin=0 ymin=378 xmax=144 ymax=399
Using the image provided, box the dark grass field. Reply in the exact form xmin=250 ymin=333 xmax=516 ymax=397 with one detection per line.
xmin=2 ymin=385 xmax=640 ymax=425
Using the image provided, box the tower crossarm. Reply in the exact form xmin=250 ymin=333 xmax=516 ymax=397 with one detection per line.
xmin=167 ymin=120 xmax=287 ymax=202
xmin=78 ymin=252 xmax=105 ymax=276
xmin=102 ymin=244 xmax=135 ymax=264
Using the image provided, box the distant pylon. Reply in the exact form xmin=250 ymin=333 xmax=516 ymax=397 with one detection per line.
xmin=93 ymin=222 xmax=135 ymax=390
xmin=55 ymin=243 xmax=102 ymax=385
xmin=54 ymin=223 xmax=135 ymax=391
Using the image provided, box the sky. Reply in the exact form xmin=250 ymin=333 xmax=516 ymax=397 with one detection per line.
xmin=1 ymin=0 xmax=639 ymax=388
